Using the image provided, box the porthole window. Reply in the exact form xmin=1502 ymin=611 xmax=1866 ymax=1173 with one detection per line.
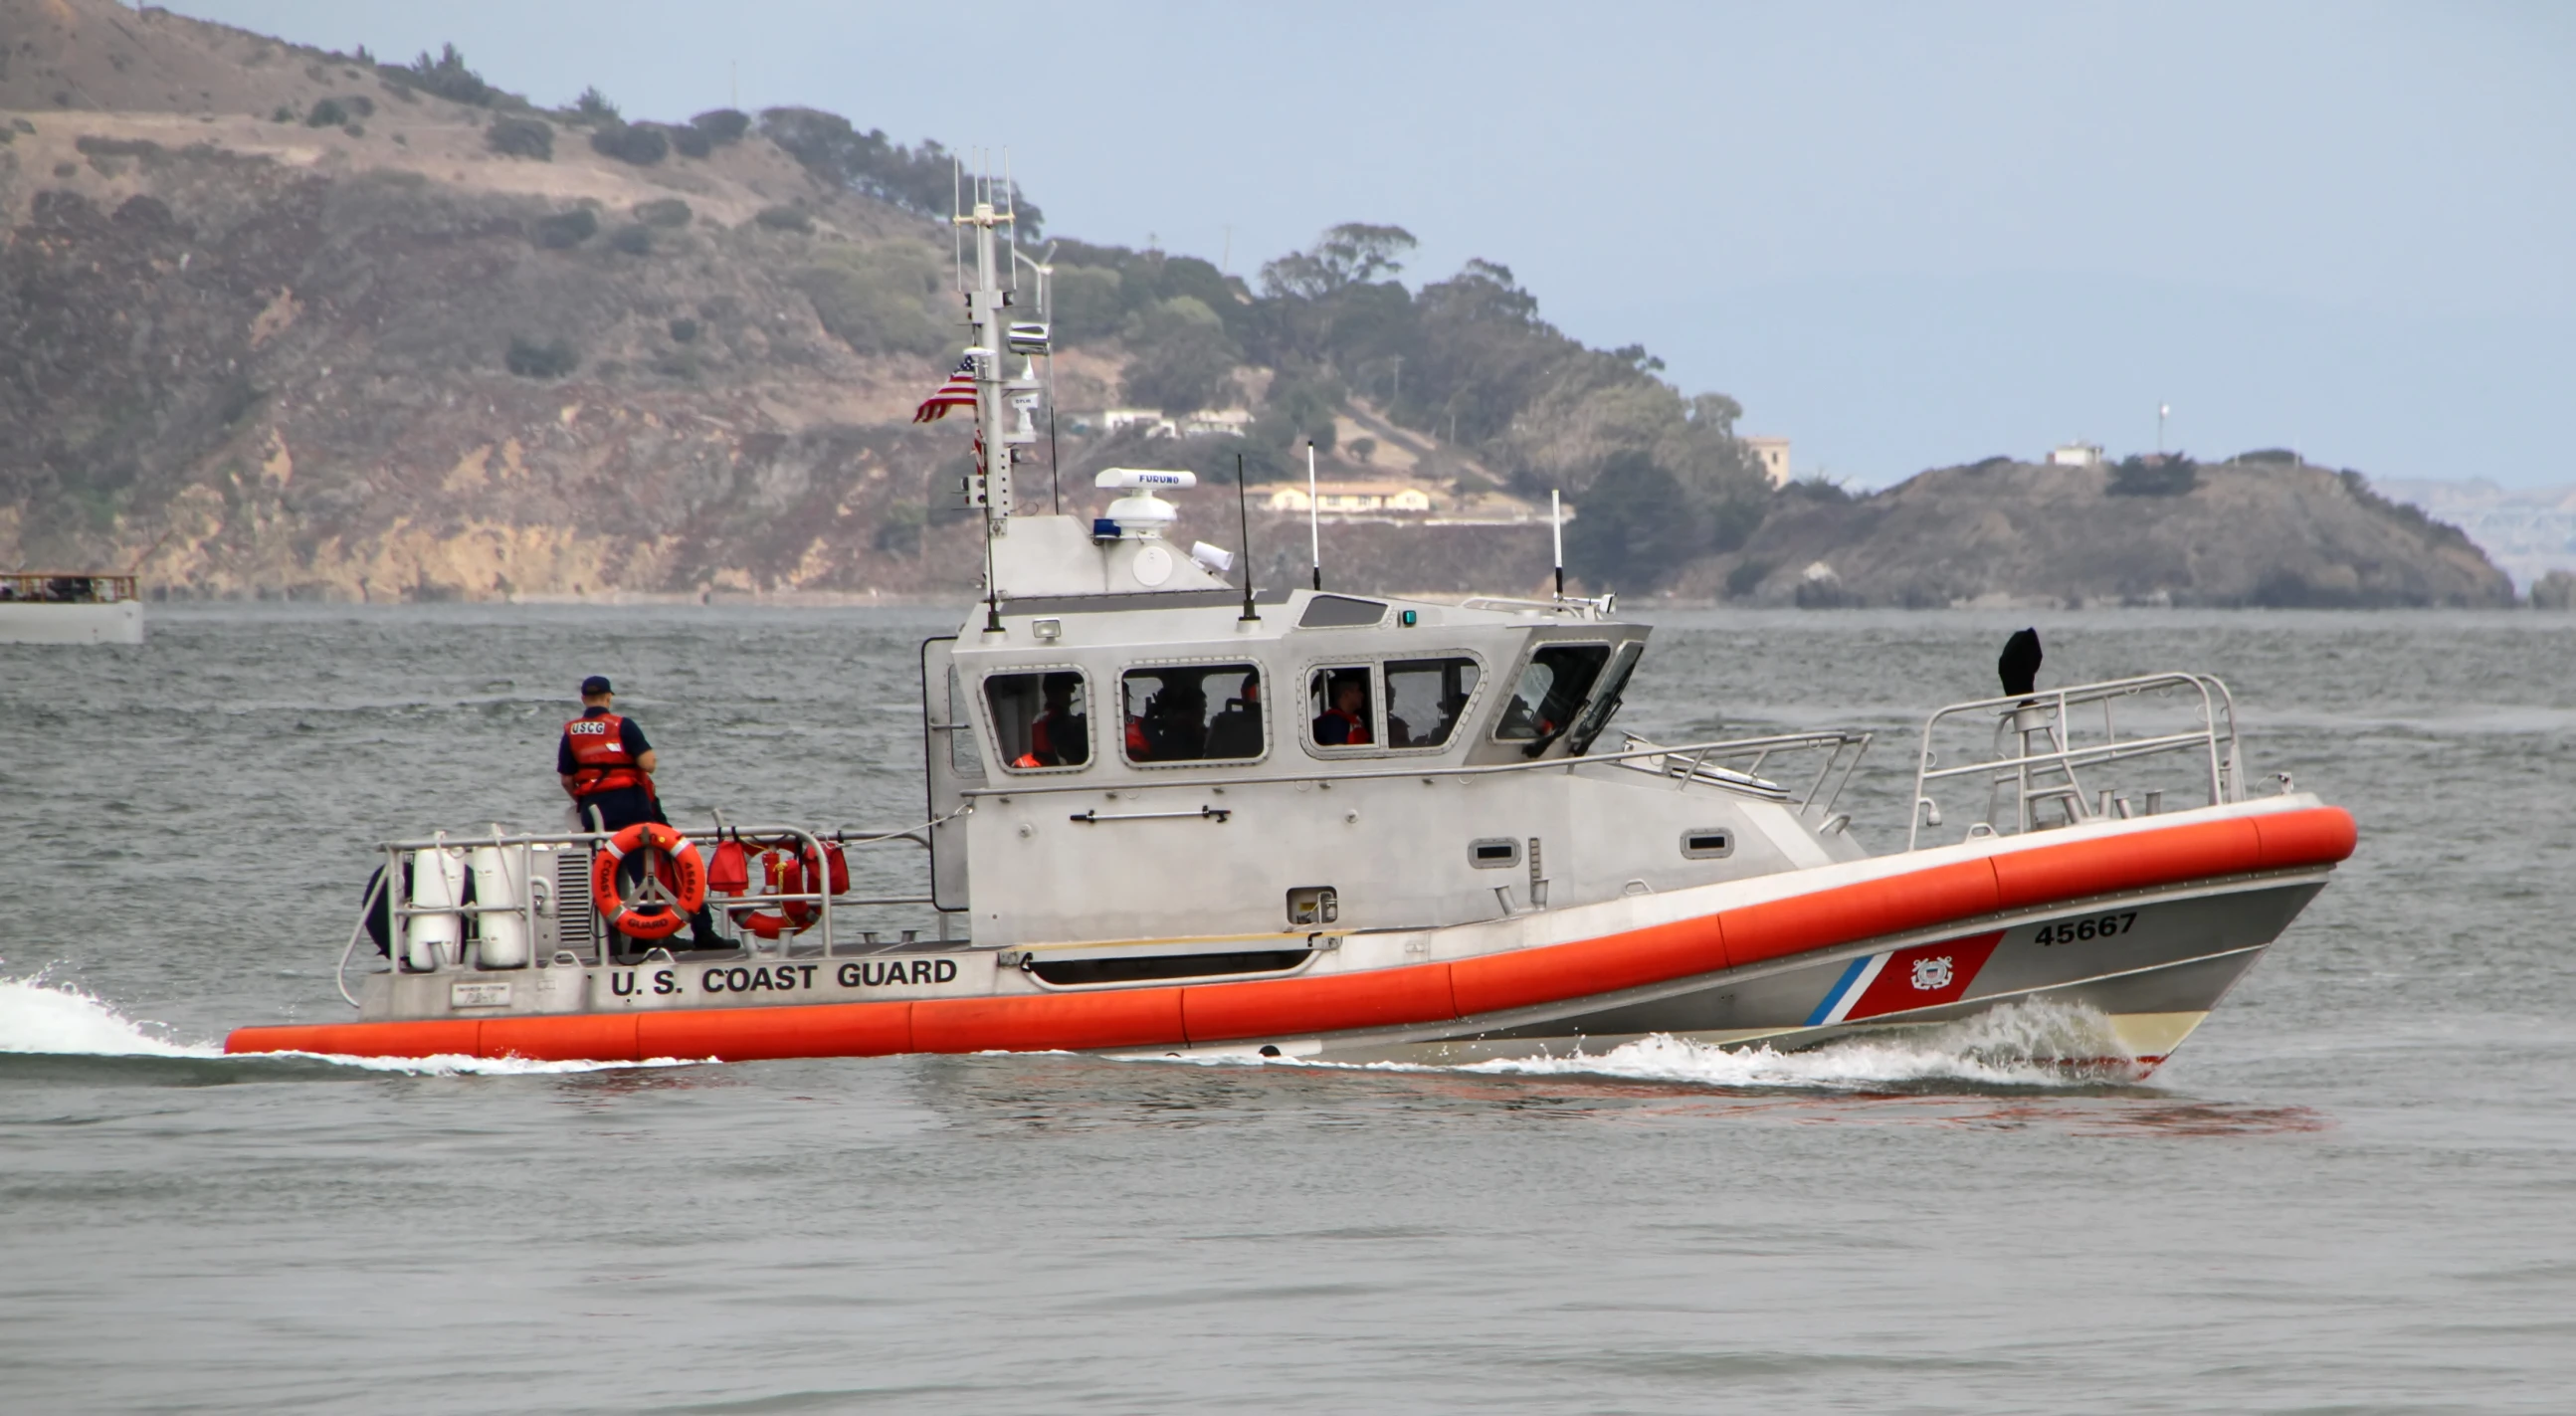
xmin=1470 ymin=838 xmax=1521 ymax=870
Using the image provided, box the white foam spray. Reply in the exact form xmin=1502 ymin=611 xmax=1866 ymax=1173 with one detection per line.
xmin=0 ymin=973 xmax=216 ymax=1058
xmin=0 ymin=971 xmax=699 ymax=1076
xmin=1466 ymin=998 xmax=2147 ymax=1090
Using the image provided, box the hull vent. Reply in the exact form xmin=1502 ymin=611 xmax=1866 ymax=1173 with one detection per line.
xmin=554 ymin=849 xmax=596 ymax=955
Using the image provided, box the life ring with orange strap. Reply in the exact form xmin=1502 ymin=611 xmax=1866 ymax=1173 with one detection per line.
xmin=589 ymin=821 xmax=708 ymax=940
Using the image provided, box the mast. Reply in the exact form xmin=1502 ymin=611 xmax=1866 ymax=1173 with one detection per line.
xmin=955 ymin=166 xmax=1017 ymax=523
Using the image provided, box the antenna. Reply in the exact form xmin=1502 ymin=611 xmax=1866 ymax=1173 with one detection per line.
xmin=1305 ymin=439 xmax=1322 ymax=590
xmin=1551 ymin=489 xmax=1564 ymax=598
xmin=950 ymin=156 xmax=964 ymax=293
xmin=1003 ymin=148 xmax=1019 ymax=293
xmin=1236 ymin=453 xmax=1259 ymax=623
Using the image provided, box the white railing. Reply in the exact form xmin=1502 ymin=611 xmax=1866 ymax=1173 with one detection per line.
xmin=1906 ymin=673 xmax=2243 ymax=851
xmin=337 ymin=820 xmax=943 ymax=1007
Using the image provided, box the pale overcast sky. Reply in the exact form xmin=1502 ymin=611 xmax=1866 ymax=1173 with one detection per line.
xmin=170 ymin=1 xmax=2576 ymax=487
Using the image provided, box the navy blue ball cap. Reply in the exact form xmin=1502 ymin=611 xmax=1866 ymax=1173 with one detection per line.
xmin=580 ymin=675 xmax=614 ymax=696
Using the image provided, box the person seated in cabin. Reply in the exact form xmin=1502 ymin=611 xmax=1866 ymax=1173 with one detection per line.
xmin=1027 ymin=673 xmax=1089 ymax=767
xmin=1311 ymin=674 xmax=1373 ymax=747
xmin=1203 ymin=672 xmax=1263 ymax=759
xmin=557 ymin=675 xmax=719 ymax=950
xmin=1138 ymin=677 xmax=1210 ymax=760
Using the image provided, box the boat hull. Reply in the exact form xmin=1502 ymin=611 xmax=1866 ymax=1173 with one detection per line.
xmin=0 ymin=601 xmax=143 ymax=644
xmin=226 ymin=801 xmax=2355 ymax=1071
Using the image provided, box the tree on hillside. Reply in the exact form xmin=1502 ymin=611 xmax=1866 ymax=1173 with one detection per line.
xmin=394 ymin=45 xmax=499 ymax=106
xmin=1565 ymin=452 xmax=1706 ymax=589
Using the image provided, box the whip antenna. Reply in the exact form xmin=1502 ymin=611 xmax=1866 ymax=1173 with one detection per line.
xmin=1306 ymin=439 xmax=1322 ymax=590
xmin=1551 ymin=489 xmax=1564 ymax=598
xmin=1236 ymin=453 xmax=1260 ymax=623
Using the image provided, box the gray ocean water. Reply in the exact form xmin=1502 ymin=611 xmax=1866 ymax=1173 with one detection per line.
xmin=3 ymin=604 xmax=2573 ymax=1414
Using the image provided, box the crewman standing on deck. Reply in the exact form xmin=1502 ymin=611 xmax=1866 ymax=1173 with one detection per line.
xmin=560 ymin=675 xmax=719 ymax=950
xmin=559 ymin=676 xmax=663 ymax=832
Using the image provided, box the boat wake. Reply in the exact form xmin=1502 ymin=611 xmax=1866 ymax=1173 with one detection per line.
xmin=1460 ymin=998 xmax=2152 ymax=1091
xmin=0 ymin=972 xmax=693 ymax=1077
xmin=0 ymin=972 xmax=215 ymax=1059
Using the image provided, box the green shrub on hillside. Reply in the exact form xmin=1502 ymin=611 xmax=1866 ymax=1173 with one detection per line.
xmin=790 ymin=241 xmax=949 ymax=355
xmin=589 ymin=123 xmax=668 ymax=166
xmin=505 ymin=336 xmax=579 ymax=378
xmin=691 ymin=108 xmax=750 ymax=144
xmin=633 ymin=198 xmax=692 ymax=228
xmin=532 ymin=208 xmax=597 ymax=249
xmin=2109 ymin=454 xmax=2199 ymax=497
xmin=572 ymin=87 xmax=620 ymax=124
xmin=394 ymin=44 xmax=499 ymax=106
xmin=608 ymin=224 xmax=653 ymax=255
xmin=671 ymin=127 xmax=711 ymax=159
xmin=753 ymin=205 xmax=813 ymax=233
xmin=487 ymin=116 xmax=553 ymax=159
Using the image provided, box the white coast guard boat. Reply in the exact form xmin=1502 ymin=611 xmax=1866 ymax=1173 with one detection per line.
xmin=0 ymin=572 xmax=143 ymax=644
xmin=226 ymin=178 xmax=2354 ymax=1069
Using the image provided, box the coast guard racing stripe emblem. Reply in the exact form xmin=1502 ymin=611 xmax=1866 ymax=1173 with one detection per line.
xmin=1805 ymin=931 xmax=2004 ymax=1026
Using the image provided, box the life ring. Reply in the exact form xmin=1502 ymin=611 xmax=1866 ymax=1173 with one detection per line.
xmin=590 ymin=822 xmax=707 ymax=940
xmin=729 ymin=842 xmax=850 ymax=939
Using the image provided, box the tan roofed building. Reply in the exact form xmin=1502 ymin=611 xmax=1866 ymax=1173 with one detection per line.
xmin=1267 ymin=482 xmax=1436 ymax=514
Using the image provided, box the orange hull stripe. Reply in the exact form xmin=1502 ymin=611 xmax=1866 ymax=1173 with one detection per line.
xmin=912 ymin=988 xmax=1184 ymax=1053
xmin=1183 ymin=961 xmax=1459 ymax=1044
xmin=224 ymin=808 xmax=2355 ymax=1062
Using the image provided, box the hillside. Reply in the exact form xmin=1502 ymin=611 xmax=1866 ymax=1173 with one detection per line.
xmin=0 ymin=0 xmax=2511 ymax=607
xmin=1683 ymin=455 xmax=2512 ymax=608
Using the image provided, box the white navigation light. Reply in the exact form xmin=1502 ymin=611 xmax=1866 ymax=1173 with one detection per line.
xmin=1190 ymin=541 xmax=1235 ymax=574
xmin=1095 ymin=469 xmax=1193 ymax=539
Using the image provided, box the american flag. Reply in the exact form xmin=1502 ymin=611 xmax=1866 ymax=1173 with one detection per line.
xmin=912 ymin=354 xmax=979 ymax=424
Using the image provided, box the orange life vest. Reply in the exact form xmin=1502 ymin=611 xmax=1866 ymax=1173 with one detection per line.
xmin=563 ymin=712 xmax=654 ymax=798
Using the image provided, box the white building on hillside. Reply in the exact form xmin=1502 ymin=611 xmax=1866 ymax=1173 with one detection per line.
xmin=2048 ymin=442 xmax=2105 ymax=467
xmin=1267 ymin=482 xmax=1435 ymax=514
xmin=1101 ymin=408 xmax=1178 ymax=438
xmin=1743 ymin=435 xmax=1792 ymax=487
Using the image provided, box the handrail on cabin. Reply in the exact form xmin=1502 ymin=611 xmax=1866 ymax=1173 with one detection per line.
xmin=1906 ymin=673 xmax=2243 ymax=851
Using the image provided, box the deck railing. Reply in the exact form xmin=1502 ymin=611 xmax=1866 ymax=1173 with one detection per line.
xmin=0 ymin=572 xmax=138 ymax=603
xmin=1905 ymin=673 xmax=2244 ymax=851
xmin=338 ymin=821 xmax=942 ymax=1006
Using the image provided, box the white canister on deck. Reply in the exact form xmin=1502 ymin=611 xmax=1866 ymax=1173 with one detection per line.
xmin=404 ymin=846 xmax=467 ymax=971
xmin=469 ymin=845 xmax=529 ymax=969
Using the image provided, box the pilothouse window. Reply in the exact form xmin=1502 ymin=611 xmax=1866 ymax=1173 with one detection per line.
xmin=1494 ymin=644 xmax=1613 ymax=752
xmin=1385 ymin=658 xmax=1481 ymax=748
xmin=986 ymin=671 xmax=1090 ymax=771
xmin=1122 ymin=665 xmax=1264 ymax=762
